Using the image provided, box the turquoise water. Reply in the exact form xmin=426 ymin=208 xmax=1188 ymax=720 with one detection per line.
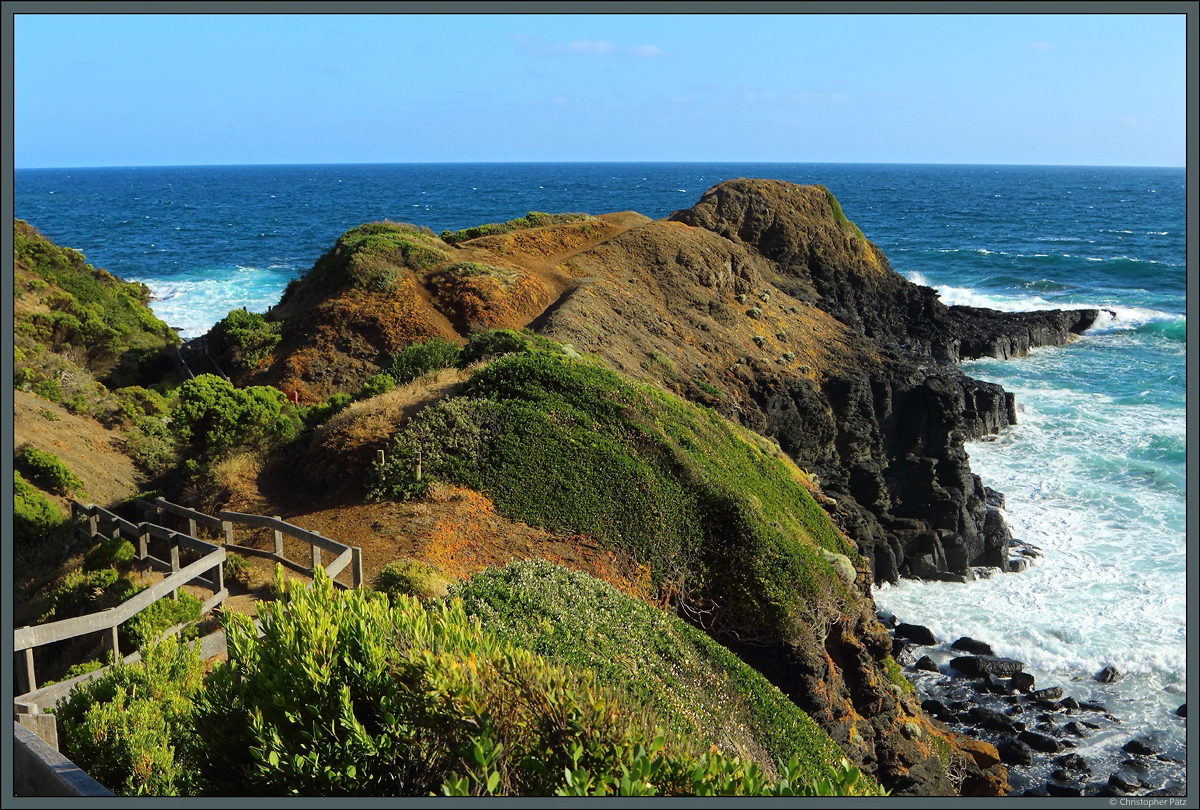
xmin=15 ymin=163 xmax=1188 ymax=783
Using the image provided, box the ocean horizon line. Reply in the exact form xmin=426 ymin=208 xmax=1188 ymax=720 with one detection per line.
xmin=15 ymin=160 xmax=1187 ymax=172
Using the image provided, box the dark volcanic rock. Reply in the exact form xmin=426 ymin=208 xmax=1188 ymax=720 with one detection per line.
xmin=1055 ymin=753 xmax=1091 ymax=773
xmin=1045 ymin=781 xmax=1083 ymax=797
xmin=1018 ymin=730 xmax=1063 ymax=753
xmin=1123 ymin=739 xmax=1158 ymax=756
xmin=914 ymin=655 xmax=939 ymax=673
xmin=950 ymin=656 xmax=1024 ymax=678
xmin=1096 ymin=665 xmax=1124 ymax=683
xmin=951 ymin=636 xmax=994 ymax=656
xmin=997 ymin=739 xmax=1034 ymax=766
xmin=1029 ymin=686 xmax=1064 ymax=703
xmin=894 ymin=623 xmax=938 ymax=646
xmin=1108 ymin=773 xmax=1138 ymax=793
xmin=1175 ymin=703 xmax=1186 ymax=718
xmin=963 ymin=707 xmax=1019 ymax=734
xmin=1009 ymin=671 xmax=1035 ymax=693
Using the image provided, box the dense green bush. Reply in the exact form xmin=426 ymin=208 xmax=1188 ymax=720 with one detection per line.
xmin=207 ymin=309 xmax=281 ymax=372
xmin=294 ymin=222 xmax=449 ymax=297
xmin=302 ymin=391 xmax=353 ymax=428
xmin=457 ymin=328 xmax=533 ymax=366
xmin=57 ymin=637 xmax=205 ymax=796
xmin=122 ymin=590 xmax=202 ymax=651
xmin=384 ymin=337 xmax=462 ymax=385
xmin=13 ymin=471 xmax=67 ymax=545
xmin=169 ymin=374 xmax=296 ymax=460
xmin=42 ymin=567 xmax=139 ymax=623
xmin=13 ymin=219 xmax=178 ymax=369
xmin=15 ymin=445 xmax=85 ymax=496
xmin=82 ymin=536 xmax=136 ymax=572
xmin=356 ymin=372 xmax=394 ymax=400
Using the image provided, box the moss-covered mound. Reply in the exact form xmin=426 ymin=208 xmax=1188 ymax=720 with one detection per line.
xmin=454 ymin=559 xmax=865 ymax=787
xmin=439 ymin=211 xmax=595 ymax=245
xmin=373 ymin=348 xmax=865 ymax=645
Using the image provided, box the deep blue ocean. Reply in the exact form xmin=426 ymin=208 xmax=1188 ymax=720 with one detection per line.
xmin=13 ymin=163 xmax=1188 ymax=791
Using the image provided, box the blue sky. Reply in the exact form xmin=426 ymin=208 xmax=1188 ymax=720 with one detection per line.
xmin=12 ymin=11 xmax=1188 ymax=168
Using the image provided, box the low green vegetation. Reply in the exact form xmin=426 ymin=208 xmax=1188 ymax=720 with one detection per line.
xmin=56 ymin=567 xmax=883 ymax=797
xmin=375 ymin=558 xmax=452 ymax=600
xmin=373 ymin=349 xmax=862 ymax=643
xmin=15 ymin=446 xmax=85 ymax=497
xmin=285 ymin=221 xmax=449 ymax=299
xmin=13 ymin=219 xmax=178 ymax=382
xmin=455 ymin=560 xmax=862 ymax=788
xmin=439 ymin=211 xmax=594 ymax=245
xmin=824 ymin=188 xmax=866 ymax=241
xmin=13 ymin=472 xmax=69 ymax=571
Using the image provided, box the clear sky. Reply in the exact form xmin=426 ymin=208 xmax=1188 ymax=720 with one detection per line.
xmin=11 ymin=9 xmax=1189 ymax=168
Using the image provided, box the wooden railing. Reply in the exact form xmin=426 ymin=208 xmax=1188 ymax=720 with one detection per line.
xmin=14 ymin=499 xmax=362 ymax=716
xmin=136 ymin=498 xmax=363 ymax=590
xmin=14 ymin=503 xmax=227 ymax=698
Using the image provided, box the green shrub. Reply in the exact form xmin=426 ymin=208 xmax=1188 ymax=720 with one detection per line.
xmin=43 ymin=568 xmax=139 ymax=623
xmin=455 ymin=560 xmax=861 ymax=789
xmin=122 ymin=590 xmax=203 ymax=651
xmin=302 ymin=391 xmax=353 ymax=428
xmin=112 ymin=385 xmax=170 ymax=421
xmin=83 ymin=536 xmax=136 ymax=572
xmin=56 ymin=637 xmax=204 ymax=796
xmin=15 ymin=445 xmax=85 ymax=496
xmin=122 ymin=415 xmax=178 ymax=476
xmin=375 ymin=559 xmax=452 ymax=601
xmin=457 ymin=328 xmax=533 ymax=366
xmin=207 ymin=309 xmax=281 ymax=372
xmin=223 ymin=552 xmax=251 ymax=585
xmin=169 ymin=374 xmax=296 ymax=460
xmin=385 ymin=337 xmax=462 ymax=385
xmin=356 ymin=372 xmax=394 ymax=400
xmin=13 ymin=471 xmax=67 ymax=545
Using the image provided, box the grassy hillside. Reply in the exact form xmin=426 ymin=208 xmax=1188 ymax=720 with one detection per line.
xmin=372 ymin=346 xmax=864 ymax=646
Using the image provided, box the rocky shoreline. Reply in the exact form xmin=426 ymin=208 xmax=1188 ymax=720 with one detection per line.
xmin=879 ymin=613 xmax=1188 ymax=797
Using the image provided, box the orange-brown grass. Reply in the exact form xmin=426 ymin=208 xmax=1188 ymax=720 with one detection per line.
xmin=428 ymin=268 xmax=550 ymax=331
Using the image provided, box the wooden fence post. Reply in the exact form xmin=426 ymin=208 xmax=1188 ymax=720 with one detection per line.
xmin=188 ymin=517 xmax=198 ymax=539
xmin=223 ymin=519 xmax=233 ymax=547
xmin=170 ymin=538 xmax=181 ymax=600
xmin=273 ymin=517 xmax=284 ymax=558
xmin=138 ymin=524 xmax=149 ymax=560
xmin=23 ymin=648 xmax=37 ymax=695
xmin=311 ymin=544 xmax=321 ymax=578
xmin=87 ymin=509 xmax=98 ymax=540
xmin=352 ymin=546 xmax=363 ymax=588
xmin=109 ymin=622 xmax=120 ymax=660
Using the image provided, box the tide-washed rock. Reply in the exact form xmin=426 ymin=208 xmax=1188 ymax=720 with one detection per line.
xmin=1176 ymin=703 xmax=1186 ymax=718
xmin=1123 ymin=739 xmax=1158 ymax=756
xmin=1096 ymin=665 xmax=1123 ymax=683
xmin=914 ymin=655 xmax=939 ymax=673
xmin=1009 ymin=671 xmax=1035 ymax=693
xmin=1055 ymin=753 xmax=1091 ymax=773
xmin=1045 ymin=781 xmax=1083 ymax=797
xmin=950 ymin=656 xmax=1024 ymax=677
xmin=1018 ymin=730 xmax=1062 ymax=753
xmin=951 ymin=637 xmax=994 ymax=656
xmin=1059 ymin=696 xmax=1079 ymax=711
xmin=997 ymin=738 xmax=1034 ymax=766
xmin=963 ymin=707 xmax=1019 ymax=734
xmin=895 ymin=623 xmax=938 ymax=646
xmin=1029 ymin=686 xmax=1064 ymax=703
xmin=1108 ymin=773 xmax=1138 ymax=793
xmin=1064 ymin=721 xmax=1091 ymax=737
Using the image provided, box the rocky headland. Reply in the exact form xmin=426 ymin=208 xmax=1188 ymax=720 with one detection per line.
xmin=198 ymin=179 xmax=1102 ymax=795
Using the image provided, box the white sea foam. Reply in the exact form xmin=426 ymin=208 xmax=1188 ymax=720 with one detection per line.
xmin=135 ymin=270 xmax=292 ymax=338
